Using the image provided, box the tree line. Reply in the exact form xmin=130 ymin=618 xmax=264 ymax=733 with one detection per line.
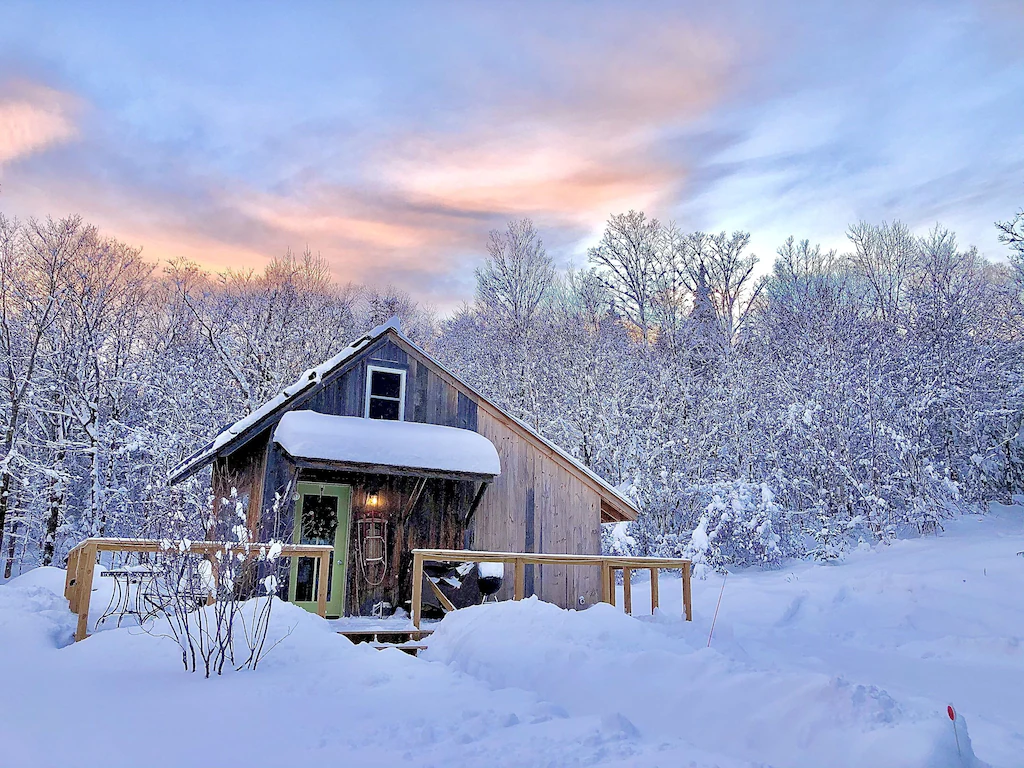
xmin=1 ymin=209 xmax=1022 ymax=577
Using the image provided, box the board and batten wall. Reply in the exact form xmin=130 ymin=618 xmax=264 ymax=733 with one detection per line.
xmin=470 ymin=409 xmax=603 ymax=608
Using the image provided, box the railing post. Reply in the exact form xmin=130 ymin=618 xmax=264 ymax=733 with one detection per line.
xmin=607 ymin=565 xmax=616 ymax=607
xmin=411 ymin=551 xmax=423 ymax=629
xmin=74 ymin=540 xmax=98 ymax=642
xmin=682 ymin=561 xmax=692 ymax=621
xmin=206 ymin=552 xmax=219 ymax=607
xmin=649 ymin=567 xmax=659 ymax=614
xmin=622 ymin=567 xmax=632 ymax=615
xmin=513 ymin=557 xmax=525 ymax=600
xmin=65 ymin=547 xmax=81 ymax=612
xmin=599 ymin=561 xmax=609 ymax=604
xmin=316 ymin=548 xmax=330 ymax=617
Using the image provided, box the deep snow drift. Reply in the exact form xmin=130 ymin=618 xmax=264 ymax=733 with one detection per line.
xmin=1 ymin=508 xmax=1021 ymax=768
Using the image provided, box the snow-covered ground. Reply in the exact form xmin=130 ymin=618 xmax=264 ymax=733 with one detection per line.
xmin=1 ymin=506 xmax=1021 ymax=767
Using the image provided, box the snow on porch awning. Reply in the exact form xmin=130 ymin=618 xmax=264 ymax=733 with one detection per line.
xmin=272 ymin=411 xmax=501 ymax=480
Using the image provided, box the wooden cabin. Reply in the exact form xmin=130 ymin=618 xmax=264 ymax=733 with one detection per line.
xmin=168 ymin=318 xmax=637 ymax=618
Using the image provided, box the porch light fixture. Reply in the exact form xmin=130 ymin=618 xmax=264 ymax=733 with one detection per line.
xmin=366 ymin=492 xmax=380 ymax=508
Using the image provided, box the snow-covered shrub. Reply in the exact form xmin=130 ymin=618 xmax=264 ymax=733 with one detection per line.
xmin=601 ymin=521 xmax=639 ymax=556
xmin=145 ymin=489 xmax=287 ymax=677
xmin=807 ymin=507 xmax=863 ymax=562
xmin=685 ymin=481 xmax=790 ymax=575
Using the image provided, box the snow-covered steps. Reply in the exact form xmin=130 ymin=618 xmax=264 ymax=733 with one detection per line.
xmin=338 ymin=628 xmax=433 ymax=656
xmin=371 ymin=642 xmax=428 ymax=656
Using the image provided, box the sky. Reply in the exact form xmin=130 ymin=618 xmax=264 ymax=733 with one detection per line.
xmin=0 ymin=0 xmax=1022 ymax=309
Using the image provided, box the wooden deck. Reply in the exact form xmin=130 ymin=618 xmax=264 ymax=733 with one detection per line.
xmin=63 ymin=539 xmax=691 ymax=654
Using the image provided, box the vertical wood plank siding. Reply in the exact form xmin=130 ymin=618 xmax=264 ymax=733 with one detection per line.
xmin=470 ymin=409 xmax=602 ymax=607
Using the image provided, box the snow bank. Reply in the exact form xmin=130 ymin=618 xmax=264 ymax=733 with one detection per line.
xmin=426 ymin=598 xmax=986 ymax=768
xmin=0 ymin=568 xmax=76 ymax=651
xmin=3 ymin=575 xmax=701 ymax=767
xmin=274 ymin=410 xmax=501 ymax=476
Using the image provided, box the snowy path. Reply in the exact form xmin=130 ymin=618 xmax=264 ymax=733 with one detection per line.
xmin=1 ymin=508 xmax=1020 ymax=767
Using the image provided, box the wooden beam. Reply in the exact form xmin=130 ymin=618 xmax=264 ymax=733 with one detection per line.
xmin=682 ymin=561 xmax=692 ymax=622
xmin=426 ymin=577 xmax=456 ymax=613
xmin=513 ymin=558 xmax=525 ymax=600
xmin=649 ymin=567 xmax=659 ymax=614
xmin=65 ymin=547 xmax=81 ymax=611
xmin=622 ymin=567 xmax=632 ymax=615
xmin=607 ymin=566 xmax=616 ymax=608
xmin=462 ymin=480 xmax=490 ymax=525
xmin=411 ymin=551 xmax=423 ymax=629
xmin=74 ymin=541 xmax=97 ymax=642
xmin=66 ymin=538 xmax=332 ymax=557
xmin=316 ymin=550 xmax=330 ymax=617
xmin=599 ymin=562 xmax=609 ymax=604
xmin=401 ymin=476 xmax=428 ymax=518
xmin=286 ymin=453 xmax=496 ymax=483
xmin=411 ymin=548 xmax=690 ymax=569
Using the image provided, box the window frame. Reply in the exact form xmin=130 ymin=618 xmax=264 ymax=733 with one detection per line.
xmin=364 ymin=364 xmax=407 ymax=421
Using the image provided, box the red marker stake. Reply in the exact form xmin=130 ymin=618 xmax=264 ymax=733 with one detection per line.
xmin=707 ymin=571 xmax=727 ymax=648
xmin=948 ymin=705 xmax=961 ymax=758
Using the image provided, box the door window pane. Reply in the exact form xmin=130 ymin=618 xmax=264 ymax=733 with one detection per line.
xmin=295 ymin=493 xmax=339 ymax=603
xmin=300 ymin=493 xmax=338 ymax=544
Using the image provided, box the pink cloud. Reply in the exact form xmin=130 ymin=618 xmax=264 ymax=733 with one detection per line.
xmin=0 ymin=82 xmax=78 ymax=166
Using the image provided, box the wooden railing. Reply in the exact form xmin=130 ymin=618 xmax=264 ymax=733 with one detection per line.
xmin=65 ymin=537 xmax=333 ymax=642
xmin=411 ymin=548 xmax=692 ymax=628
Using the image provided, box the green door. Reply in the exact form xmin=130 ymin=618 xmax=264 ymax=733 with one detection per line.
xmin=288 ymin=482 xmax=351 ymax=617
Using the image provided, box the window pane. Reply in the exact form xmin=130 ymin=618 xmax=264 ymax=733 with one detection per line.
xmin=368 ymin=397 xmax=401 ymax=420
xmin=370 ymin=370 xmax=402 ymax=399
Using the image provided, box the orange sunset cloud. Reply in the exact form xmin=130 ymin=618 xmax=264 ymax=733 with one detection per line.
xmin=0 ymin=13 xmax=740 ymax=305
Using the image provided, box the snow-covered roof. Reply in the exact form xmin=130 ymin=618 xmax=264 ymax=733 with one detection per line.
xmin=167 ymin=318 xmax=401 ymax=483
xmin=273 ymin=411 xmax=501 ymax=477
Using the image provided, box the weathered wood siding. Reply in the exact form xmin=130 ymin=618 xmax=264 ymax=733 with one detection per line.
xmin=300 ymin=336 xmax=477 ymax=430
xmin=469 ymin=409 xmax=603 ymax=607
xmin=210 ymin=434 xmax=267 ymax=539
xmin=253 ymin=335 xmax=477 ymax=516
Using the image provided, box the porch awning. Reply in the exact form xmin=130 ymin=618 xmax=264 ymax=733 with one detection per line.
xmin=272 ymin=411 xmax=501 ymax=479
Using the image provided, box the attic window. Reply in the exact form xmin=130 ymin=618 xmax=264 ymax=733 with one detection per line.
xmin=365 ymin=366 xmax=406 ymax=421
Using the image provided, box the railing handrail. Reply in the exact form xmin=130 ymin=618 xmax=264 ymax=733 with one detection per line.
xmin=412 ymin=547 xmax=689 ymax=568
xmin=410 ymin=548 xmax=693 ymax=627
xmin=67 ymin=537 xmax=333 ymax=556
xmin=64 ymin=537 xmax=334 ymax=641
